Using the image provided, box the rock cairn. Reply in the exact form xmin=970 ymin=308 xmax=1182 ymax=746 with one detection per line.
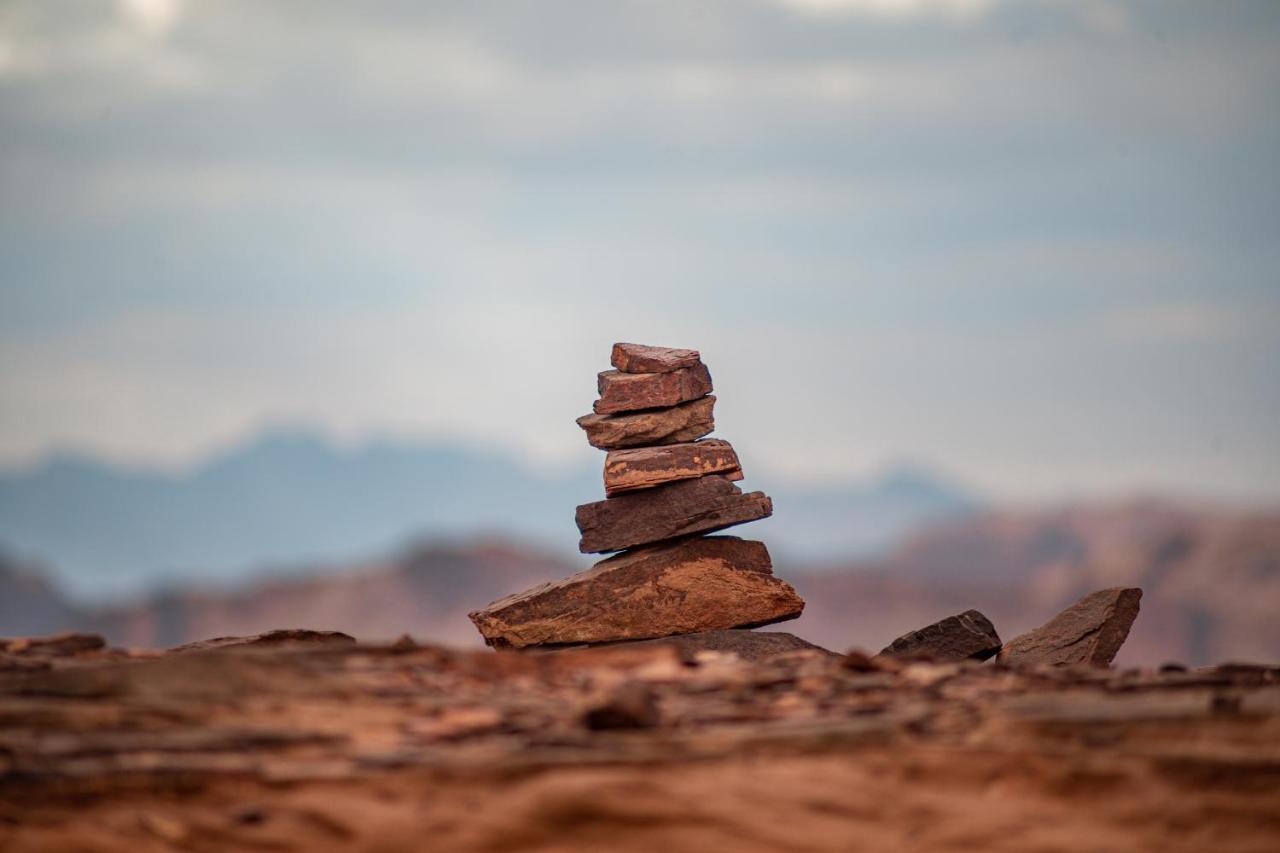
xmin=470 ymin=342 xmax=804 ymax=649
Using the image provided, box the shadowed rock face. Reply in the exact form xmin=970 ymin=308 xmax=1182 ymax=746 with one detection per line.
xmin=879 ymin=610 xmax=1002 ymax=662
xmin=575 ymin=476 xmax=772 ymax=553
xmin=999 ymin=588 xmax=1142 ymax=667
xmin=469 ymin=538 xmax=802 ymax=649
xmin=613 ymin=629 xmax=835 ymax=662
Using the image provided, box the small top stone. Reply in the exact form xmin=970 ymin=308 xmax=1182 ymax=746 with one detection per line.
xmin=611 ymin=342 xmax=702 ymax=374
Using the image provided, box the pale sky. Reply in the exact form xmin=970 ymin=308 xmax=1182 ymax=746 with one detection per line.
xmin=1 ymin=0 xmax=1278 ymax=500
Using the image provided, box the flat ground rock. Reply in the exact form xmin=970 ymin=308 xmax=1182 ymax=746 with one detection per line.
xmin=879 ymin=610 xmax=1002 ymax=662
xmin=576 ymin=475 xmax=772 ymax=553
xmin=593 ymin=364 xmax=713 ymax=415
xmin=577 ymin=395 xmax=717 ymax=450
xmin=611 ymin=342 xmax=701 ymax=374
xmin=469 ymin=537 xmax=803 ymax=649
xmin=999 ymin=587 xmax=1142 ymax=667
xmin=604 ymin=439 xmax=742 ymax=496
xmin=617 ymin=629 xmax=836 ymax=661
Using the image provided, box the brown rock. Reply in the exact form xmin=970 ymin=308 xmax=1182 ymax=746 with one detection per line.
xmin=577 ymin=395 xmax=716 ymax=450
xmin=604 ymin=439 xmax=742 ymax=496
xmin=575 ymin=475 xmax=772 ymax=553
xmin=622 ymin=629 xmax=836 ymax=662
xmin=0 ymin=632 xmax=106 ymax=657
xmin=879 ymin=610 xmax=1002 ymax=663
xmin=167 ymin=629 xmax=357 ymax=653
xmin=468 ymin=537 xmax=802 ymax=648
xmin=611 ymin=342 xmax=702 ymax=374
xmin=998 ymin=588 xmax=1142 ymax=667
xmin=593 ymin=363 xmax=712 ymax=415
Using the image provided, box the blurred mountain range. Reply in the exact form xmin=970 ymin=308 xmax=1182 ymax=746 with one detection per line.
xmin=2 ymin=501 xmax=1277 ymax=667
xmin=0 ymin=429 xmax=977 ymax=599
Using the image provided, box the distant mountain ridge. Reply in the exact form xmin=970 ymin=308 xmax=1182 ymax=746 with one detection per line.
xmin=0 ymin=430 xmax=977 ymax=599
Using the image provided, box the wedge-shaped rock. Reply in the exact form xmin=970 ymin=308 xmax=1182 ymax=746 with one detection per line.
xmin=998 ymin=587 xmax=1142 ymax=667
xmin=879 ymin=610 xmax=1002 ymax=662
xmin=468 ymin=537 xmax=802 ymax=649
xmin=604 ymin=438 xmax=742 ymax=496
xmin=611 ymin=342 xmax=701 ymax=374
xmin=576 ymin=475 xmax=772 ymax=553
xmin=577 ymin=395 xmax=716 ymax=450
xmin=593 ymin=363 xmax=712 ymax=415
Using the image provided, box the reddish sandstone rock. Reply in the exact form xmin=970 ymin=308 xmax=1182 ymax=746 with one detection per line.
xmin=577 ymin=396 xmax=716 ymax=450
xmin=592 ymin=363 xmax=712 ymax=415
xmin=610 ymin=342 xmax=702 ymax=374
xmin=604 ymin=439 xmax=742 ymax=496
xmin=998 ymin=588 xmax=1142 ymax=667
xmin=879 ymin=610 xmax=1002 ymax=663
xmin=619 ymin=629 xmax=834 ymax=661
xmin=469 ymin=537 xmax=802 ymax=649
xmin=575 ymin=476 xmax=772 ymax=553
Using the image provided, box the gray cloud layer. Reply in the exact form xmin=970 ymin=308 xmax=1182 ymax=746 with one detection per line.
xmin=1 ymin=0 xmax=1278 ymax=499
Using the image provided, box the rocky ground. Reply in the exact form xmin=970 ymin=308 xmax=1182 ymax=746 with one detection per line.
xmin=2 ymin=631 xmax=1279 ymax=852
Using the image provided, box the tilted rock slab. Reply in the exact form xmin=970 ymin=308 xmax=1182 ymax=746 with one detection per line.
xmin=577 ymin=395 xmax=716 ymax=450
xmin=576 ymin=475 xmax=772 ymax=553
xmin=879 ymin=610 xmax=1002 ymax=662
xmin=468 ymin=536 xmax=803 ymax=649
xmin=611 ymin=342 xmax=701 ymax=374
xmin=998 ymin=587 xmax=1142 ymax=667
xmin=592 ymin=363 xmax=713 ymax=415
xmin=616 ymin=629 xmax=834 ymax=662
xmin=604 ymin=438 xmax=742 ymax=496
xmin=168 ymin=629 xmax=356 ymax=654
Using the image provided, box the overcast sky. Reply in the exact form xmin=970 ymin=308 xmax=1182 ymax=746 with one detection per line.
xmin=1 ymin=0 xmax=1277 ymax=500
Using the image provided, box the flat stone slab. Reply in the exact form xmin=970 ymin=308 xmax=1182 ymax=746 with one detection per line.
xmin=604 ymin=439 xmax=742 ymax=496
xmin=167 ymin=629 xmax=356 ymax=654
xmin=617 ymin=629 xmax=835 ymax=662
xmin=468 ymin=537 xmax=803 ymax=649
xmin=592 ymin=363 xmax=713 ymax=415
xmin=575 ymin=475 xmax=772 ymax=553
xmin=577 ymin=396 xmax=716 ymax=450
xmin=998 ymin=587 xmax=1142 ymax=667
xmin=879 ymin=610 xmax=1002 ymax=662
xmin=611 ymin=342 xmax=702 ymax=374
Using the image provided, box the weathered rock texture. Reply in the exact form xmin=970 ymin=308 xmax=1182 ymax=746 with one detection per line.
xmin=577 ymin=395 xmax=716 ymax=450
xmin=999 ymin=587 xmax=1142 ymax=667
xmin=879 ymin=610 xmax=1002 ymax=662
xmin=611 ymin=342 xmax=701 ymax=374
xmin=593 ymin=364 xmax=713 ymax=415
xmin=4 ymin=635 xmax=1278 ymax=853
xmin=576 ymin=476 xmax=773 ymax=553
xmin=469 ymin=537 xmax=801 ymax=649
xmin=604 ymin=439 xmax=742 ymax=496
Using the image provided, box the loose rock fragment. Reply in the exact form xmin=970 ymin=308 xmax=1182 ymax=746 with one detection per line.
xmin=604 ymin=439 xmax=742 ymax=496
xmin=575 ymin=476 xmax=772 ymax=553
xmin=167 ymin=629 xmax=356 ymax=654
xmin=998 ymin=588 xmax=1142 ymax=667
xmin=593 ymin=363 xmax=713 ymax=415
xmin=0 ymin=632 xmax=106 ymax=657
xmin=577 ymin=396 xmax=716 ymax=450
xmin=611 ymin=342 xmax=702 ymax=374
xmin=879 ymin=610 xmax=1002 ymax=663
xmin=469 ymin=537 xmax=802 ymax=648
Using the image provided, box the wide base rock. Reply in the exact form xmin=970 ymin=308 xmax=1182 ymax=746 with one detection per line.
xmin=469 ymin=537 xmax=803 ymax=649
xmin=998 ymin=587 xmax=1142 ymax=667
